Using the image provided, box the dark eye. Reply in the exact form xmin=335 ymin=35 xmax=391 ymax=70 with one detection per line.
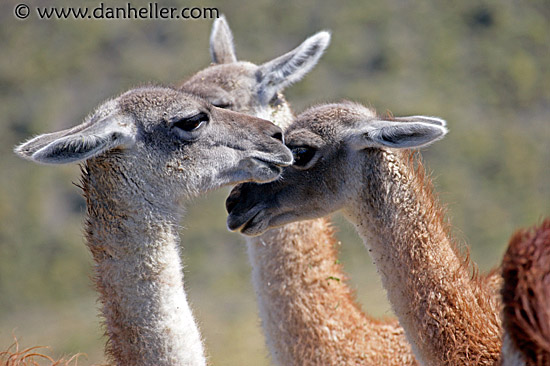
xmin=212 ymin=102 xmax=233 ymax=109
xmin=173 ymin=112 xmax=209 ymax=132
xmin=291 ymin=146 xmax=316 ymax=167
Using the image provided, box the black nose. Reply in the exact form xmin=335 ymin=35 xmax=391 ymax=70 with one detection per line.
xmin=226 ymin=185 xmax=242 ymax=214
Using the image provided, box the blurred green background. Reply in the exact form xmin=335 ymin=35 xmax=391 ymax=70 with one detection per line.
xmin=1 ymin=0 xmax=548 ymax=364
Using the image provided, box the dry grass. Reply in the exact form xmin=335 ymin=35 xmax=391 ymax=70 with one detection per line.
xmin=0 ymin=337 xmax=84 ymax=366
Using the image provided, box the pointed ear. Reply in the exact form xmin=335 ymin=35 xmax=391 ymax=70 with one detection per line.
xmin=256 ymin=31 xmax=331 ymax=105
xmin=348 ymin=116 xmax=448 ymax=150
xmin=209 ymin=15 xmax=237 ymax=64
xmin=14 ymin=116 xmax=136 ymax=164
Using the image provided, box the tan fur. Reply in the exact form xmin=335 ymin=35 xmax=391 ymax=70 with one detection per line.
xmin=227 ymin=103 xmax=504 ymax=365
xmin=247 ymin=218 xmax=417 ymax=365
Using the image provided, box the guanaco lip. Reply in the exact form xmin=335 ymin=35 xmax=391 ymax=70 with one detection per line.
xmin=239 ymin=210 xmax=262 ymax=234
xmin=252 ymin=156 xmax=290 ymax=168
xmin=227 ymin=205 xmax=262 ymax=233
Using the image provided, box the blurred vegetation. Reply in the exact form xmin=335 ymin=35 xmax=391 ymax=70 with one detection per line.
xmin=0 ymin=0 xmax=548 ymax=364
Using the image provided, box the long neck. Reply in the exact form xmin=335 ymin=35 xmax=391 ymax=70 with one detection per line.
xmin=247 ymin=104 xmax=415 ymax=365
xmin=81 ymin=161 xmax=205 ymax=366
xmin=246 ymin=218 xmax=417 ymax=365
xmin=345 ymin=149 xmax=502 ymax=366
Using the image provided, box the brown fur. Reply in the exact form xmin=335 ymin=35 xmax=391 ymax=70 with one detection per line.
xmin=501 ymin=219 xmax=550 ymax=366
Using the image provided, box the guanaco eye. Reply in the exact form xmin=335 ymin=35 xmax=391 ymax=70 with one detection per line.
xmin=212 ymin=102 xmax=233 ymax=109
xmin=173 ymin=112 xmax=209 ymax=132
xmin=291 ymin=146 xmax=316 ymax=168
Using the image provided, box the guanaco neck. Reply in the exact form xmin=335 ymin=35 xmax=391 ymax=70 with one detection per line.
xmin=344 ymin=149 xmax=501 ymax=366
xmin=81 ymin=159 xmax=205 ymax=366
xmin=246 ymin=218 xmax=417 ymax=365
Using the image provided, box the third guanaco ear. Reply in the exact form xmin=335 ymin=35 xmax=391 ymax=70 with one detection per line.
xmin=209 ymin=15 xmax=238 ymax=64
xmin=256 ymin=31 xmax=331 ymax=105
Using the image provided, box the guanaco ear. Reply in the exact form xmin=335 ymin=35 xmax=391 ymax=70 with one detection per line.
xmin=209 ymin=15 xmax=237 ymax=64
xmin=348 ymin=116 xmax=447 ymax=150
xmin=14 ymin=115 xmax=136 ymax=164
xmin=256 ymin=31 xmax=331 ymax=105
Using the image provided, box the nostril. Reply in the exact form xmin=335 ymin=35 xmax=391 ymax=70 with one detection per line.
xmin=225 ymin=187 xmax=241 ymax=213
xmin=272 ymin=131 xmax=284 ymax=143
xmin=225 ymin=197 xmax=237 ymax=214
xmin=226 ymin=197 xmax=236 ymax=213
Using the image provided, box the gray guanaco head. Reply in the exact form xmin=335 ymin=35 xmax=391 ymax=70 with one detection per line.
xmin=180 ymin=15 xmax=331 ymax=129
xmin=15 ymin=86 xmax=292 ymax=206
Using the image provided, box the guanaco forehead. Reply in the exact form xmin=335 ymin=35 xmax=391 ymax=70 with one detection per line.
xmin=286 ymin=102 xmax=377 ymax=143
xmin=182 ymin=62 xmax=257 ymax=90
xmin=117 ymin=87 xmax=211 ymax=122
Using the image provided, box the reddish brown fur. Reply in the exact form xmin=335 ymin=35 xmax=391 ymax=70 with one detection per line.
xmin=409 ymin=150 xmax=504 ymax=299
xmin=502 ymin=219 xmax=550 ymax=366
xmin=400 ymin=150 xmax=503 ymax=364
